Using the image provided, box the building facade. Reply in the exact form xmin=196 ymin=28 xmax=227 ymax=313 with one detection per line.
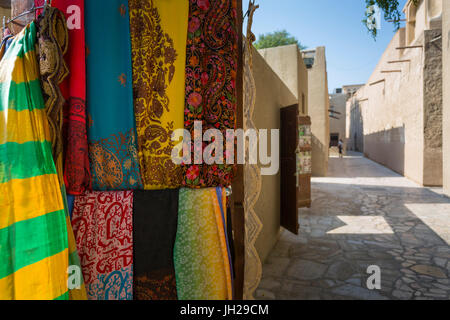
xmin=330 ymin=85 xmax=363 ymax=150
xmin=346 ymin=0 xmax=443 ymax=186
xmin=259 ymin=44 xmax=309 ymax=115
xmin=252 ymin=46 xmax=299 ymax=263
xmin=329 ymin=89 xmax=347 ymax=148
xmin=302 ymin=47 xmax=330 ymax=176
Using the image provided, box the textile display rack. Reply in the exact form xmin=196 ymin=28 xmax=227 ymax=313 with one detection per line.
xmin=0 ymin=0 xmax=247 ymax=301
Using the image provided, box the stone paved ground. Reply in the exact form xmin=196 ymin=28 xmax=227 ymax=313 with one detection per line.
xmin=255 ymin=152 xmax=450 ymax=300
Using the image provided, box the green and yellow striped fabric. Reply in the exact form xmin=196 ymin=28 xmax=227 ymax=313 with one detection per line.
xmin=0 ymin=22 xmax=70 ymax=300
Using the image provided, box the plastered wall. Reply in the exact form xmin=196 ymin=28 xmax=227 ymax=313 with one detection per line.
xmin=306 ymin=47 xmax=330 ymax=177
xmin=443 ymin=0 xmax=450 ymax=195
xmin=348 ymin=23 xmax=443 ymax=186
xmin=252 ymin=47 xmax=298 ymax=263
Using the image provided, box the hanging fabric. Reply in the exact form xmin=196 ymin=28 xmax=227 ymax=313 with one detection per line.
xmin=174 ymin=188 xmax=233 ymax=300
xmin=67 ymin=194 xmax=74 ymax=218
xmin=133 ymin=190 xmax=179 ymax=300
xmin=0 ymin=22 xmax=69 ymax=300
xmin=71 ymin=191 xmax=134 ymax=300
xmin=35 ymin=0 xmax=92 ymax=196
xmin=129 ymin=0 xmax=188 ymax=190
xmin=0 ymin=34 xmax=14 ymax=58
xmin=36 ymin=6 xmax=87 ymax=300
xmin=36 ymin=5 xmax=69 ymax=185
xmin=183 ymin=0 xmax=239 ymax=188
xmin=85 ymin=0 xmax=142 ymax=191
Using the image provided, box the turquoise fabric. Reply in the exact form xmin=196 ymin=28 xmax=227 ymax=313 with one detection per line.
xmin=85 ymin=0 xmax=142 ymax=190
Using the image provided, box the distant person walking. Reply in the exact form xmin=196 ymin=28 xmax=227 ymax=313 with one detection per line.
xmin=338 ymin=139 xmax=344 ymax=158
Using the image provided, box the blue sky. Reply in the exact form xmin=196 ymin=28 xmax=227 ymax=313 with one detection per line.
xmin=246 ymin=0 xmax=409 ymax=92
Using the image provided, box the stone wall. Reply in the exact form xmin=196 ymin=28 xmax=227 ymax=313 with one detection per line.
xmin=252 ymin=46 xmax=298 ymax=263
xmin=423 ymin=28 xmax=443 ymax=186
xmin=443 ymin=1 xmax=450 ymax=195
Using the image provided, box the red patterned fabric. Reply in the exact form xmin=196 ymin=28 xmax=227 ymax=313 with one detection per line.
xmin=35 ymin=0 xmax=91 ymax=195
xmin=183 ymin=0 xmax=239 ymax=188
xmin=71 ymin=191 xmax=133 ymax=300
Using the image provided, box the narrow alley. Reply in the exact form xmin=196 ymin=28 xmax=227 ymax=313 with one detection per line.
xmin=256 ymin=152 xmax=450 ymax=300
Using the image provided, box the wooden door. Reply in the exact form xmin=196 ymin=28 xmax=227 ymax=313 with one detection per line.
xmin=280 ymin=105 xmax=299 ymax=235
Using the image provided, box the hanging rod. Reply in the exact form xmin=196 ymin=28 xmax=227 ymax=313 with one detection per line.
xmin=6 ymin=0 xmax=51 ymax=26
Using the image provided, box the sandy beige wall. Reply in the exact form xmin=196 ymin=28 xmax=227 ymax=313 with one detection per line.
xmin=252 ymin=47 xmax=297 ymax=263
xmin=360 ymin=29 xmax=426 ymax=184
xmin=346 ymin=91 xmax=365 ymax=152
xmin=298 ymin=50 xmax=309 ymax=115
xmin=258 ymin=45 xmax=299 ymax=99
xmin=356 ymin=23 xmax=443 ymax=186
xmin=329 ymin=93 xmax=347 ymax=144
xmin=443 ymin=1 xmax=450 ymax=195
xmin=258 ymin=44 xmax=309 ymax=115
xmin=308 ymin=47 xmax=329 ymax=176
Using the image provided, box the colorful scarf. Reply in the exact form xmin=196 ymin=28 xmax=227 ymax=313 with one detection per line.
xmin=36 ymin=6 xmax=69 ymax=186
xmin=133 ymin=190 xmax=179 ymax=300
xmin=71 ymin=192 xmax=134 ymax=300
xmin=35 ymin=0 xmax=92 ymax=196
xmin=86 ymin=0 xmax=142 ymax=191
xmin=129 ymin=0 xmax=188 ymax=190
xmin=183 ymin=0 xmax=239 ymax=188
xmin=174 ymin=188 xmax=233 ymax=300
xmin=0 ymin=22 xmax=69 ymax=300
xmin=36 ymin=7 xmax=87 ymax=301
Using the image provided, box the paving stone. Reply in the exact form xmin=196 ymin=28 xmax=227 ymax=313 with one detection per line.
xmin=346 ymin=278 xmax=362 ymax=286
xmin=258 ymin=278 xmax=282 ymax=291
xmin=316 ymin=279 xmax=337 ymax=288
xmin=402 ymin=262 xmax=414 ymax=268
xmin=331 ymin=284 xmax=388 ymax=300
xmin=402 ymin=277 xmax=415 ymax=284
xmin=256 ymin=154 xmax=450 ymax=300
xmin=437 ymin=279 xmax=450 ymax=285
xmin=262 ymin=257 xmax=290 ymax=278
xmin=392 ymin=290 xmax=413 ymax=299
xmin=255 ymin=289 xmax=276 ymax=300
xmin=270 ymin=241 xmax=291 ymax=258
xmin=401 ymin=268 xmax=416 ymax=275
xmin=281 ymin=285 xmax=322 ymax=300
xmin=429 ymin=289 xmax=447 ymax=294
xmin=424 ymin=293 xmax=447 ymax=298
xmin=286 ymin=260 xmax=327 ymax=281
xmin=432 ymin=283 xmax=450 ymax=290
xmin=326 ymin=261 xmax=357 ymax=281
xmin=368 ymin=251 xmax=394 ymax=259
xmin=411 ymin=265 xmax=447 ymax=278
xmin=433 ymin=257 xmax=447 ymax=268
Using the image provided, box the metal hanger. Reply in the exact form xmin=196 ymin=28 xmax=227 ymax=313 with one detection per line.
xmin=6 ymin=0 xmax=52 ymax=28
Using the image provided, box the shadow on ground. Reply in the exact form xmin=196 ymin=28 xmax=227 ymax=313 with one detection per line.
xmin=256 ymin=153 xmax=450 ymax=300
